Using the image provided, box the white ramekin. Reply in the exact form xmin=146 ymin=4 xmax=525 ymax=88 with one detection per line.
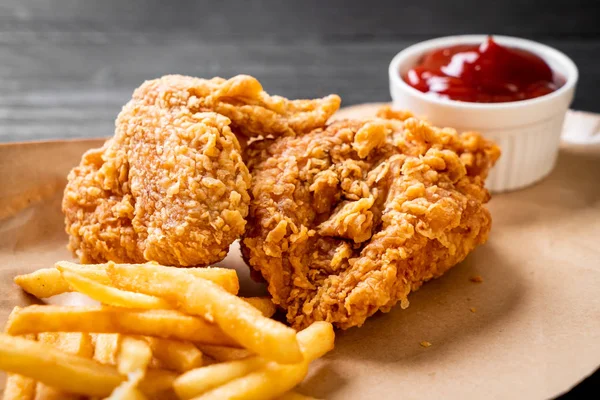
xmin=389 ymin=35 xmax=578 ymax=192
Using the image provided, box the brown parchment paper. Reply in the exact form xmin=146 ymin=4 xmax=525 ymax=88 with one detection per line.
xmin=1 ymin=106 xmax=599 ymax=399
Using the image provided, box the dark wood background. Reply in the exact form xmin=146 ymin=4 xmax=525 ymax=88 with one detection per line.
xmin=0 ymin=0 xmax=598 ymax=142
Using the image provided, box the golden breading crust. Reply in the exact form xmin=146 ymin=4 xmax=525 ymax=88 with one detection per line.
xmin=131 ymin=74 xmax=341 ymax=138
xmin=242 ymin=117 xmax=500 ymax=329
xmin=63 ymin=105 xmax=250 ymax=267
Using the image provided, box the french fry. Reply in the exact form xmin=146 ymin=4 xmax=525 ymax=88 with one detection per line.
xmin=35 ymin=332 xmax=94 ymax=400
xmin=105 ymin=380 xmax=147 ymax=400
xmin=193 ymin=362 xmax=309 ymax=400
xmin=3 ymin=311 xmax=37 ymax=400
xmin=3 ymin=334 xmax=36 ymax=400
xmin=3 ymin=373 xmax=36 ymax=400
xmin=6 ymin=306 xmax=238 ymax=346
xmin=58 ymin=261 xmax=237 ymax=294
xmin=184 ymin=279 xmax=301 ymax=364
xmin=105 ymin=262 xmax=239 ymax=298
xmin=107 ymin=264 xmax=301 ymax=364
xmin=0 ymin=333 xmax=122 ymax=397
xmin=144 ymin=337 xmax=203 ymax=372
xmin=174 ymin=357 xmax=266 ymax=399
xmin=117 ymin=336 xmax=152 ymax=376
xmin=13 ymin=268 xmax=70 ymax=298
xmin=59 ymin=270 xmax=172 ymax=309
xmin=38 ymin=332 xmax=95 ymax=358
xmin=94 ymin=334 xmax=121 ymax=365
xmin=188 ymin=322 xmax=334 ymax=400
xmin=196 ymin=344 xmax=254 ymax=362
xmin=173 ymin=322 xmax=335 ymax=399
xmin=13 ymin=261 xmax=239 ymax=299
xmin=54 ymin=261 xmax=113 ymax=283
xmin=14 ymin=263 xmax=110 ymax=298
xmin=94 ymin=335 xmax=151 ymax=399
xmin=0 ymin=334 xmax=176 ymax=398
xmin=294 ymin=322 xmax=335 ymax=361
xmin=241 ymin=297 xmax=277 ymax=318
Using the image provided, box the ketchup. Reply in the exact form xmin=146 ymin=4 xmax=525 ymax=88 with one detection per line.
xmin=404 ymin=37 xmax=563 ymax=103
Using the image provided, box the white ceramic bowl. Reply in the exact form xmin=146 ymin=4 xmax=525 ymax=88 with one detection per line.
xmin=389 ymin=35 xmax=578 ymax=192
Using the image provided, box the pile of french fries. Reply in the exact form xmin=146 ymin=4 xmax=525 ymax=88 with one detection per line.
xmin=1 ymin=261 xmax=334 ymax=400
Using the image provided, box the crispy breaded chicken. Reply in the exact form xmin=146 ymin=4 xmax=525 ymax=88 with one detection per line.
xmin=242 ymin=115 xmax=500 ymax=329
xmin=63 ymin=74 xmax=340 ymax=267
xmin=64 ymin=105 xmax=250 ymax=266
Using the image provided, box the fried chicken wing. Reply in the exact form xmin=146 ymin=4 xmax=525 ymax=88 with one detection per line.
xmin=242 ymin=116 xmax=500 ymax=329
xmin=63 ymin=104 xmax=250 ymax=266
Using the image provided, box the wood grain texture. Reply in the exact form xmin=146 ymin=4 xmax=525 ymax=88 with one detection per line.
xmin=0 ymin=0 xmax=598 ymax=142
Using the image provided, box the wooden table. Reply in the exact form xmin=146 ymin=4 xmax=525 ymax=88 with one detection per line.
xmin=0 ymin=0 xmax=598 ymax=143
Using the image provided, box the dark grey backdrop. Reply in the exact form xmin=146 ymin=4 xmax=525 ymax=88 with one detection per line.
xmin=1 ymin=0 xmax=598 ymax=142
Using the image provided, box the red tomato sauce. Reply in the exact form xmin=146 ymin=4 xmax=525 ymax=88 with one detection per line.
xmin=403 ymin=37 xmax=563 ymax=103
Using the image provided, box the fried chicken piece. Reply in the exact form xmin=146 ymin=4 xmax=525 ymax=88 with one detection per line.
xmin=63 ymin=102 xmax=250 ymax=266
xmin=64 ymin=74 xmax=341 ymax=266
xmin=242 ymin=117 xmax=500 ymax=329
xmin=131 ymin=74 xmax=341 ymax=138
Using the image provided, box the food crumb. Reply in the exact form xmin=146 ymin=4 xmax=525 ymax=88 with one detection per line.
xmin=470 ymin=275 xmax=483 ymax=283
xmin=470 ymin=307 xmax=477 ymax=313
xmin=420 ymin=341 xmax=432 ymax=348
